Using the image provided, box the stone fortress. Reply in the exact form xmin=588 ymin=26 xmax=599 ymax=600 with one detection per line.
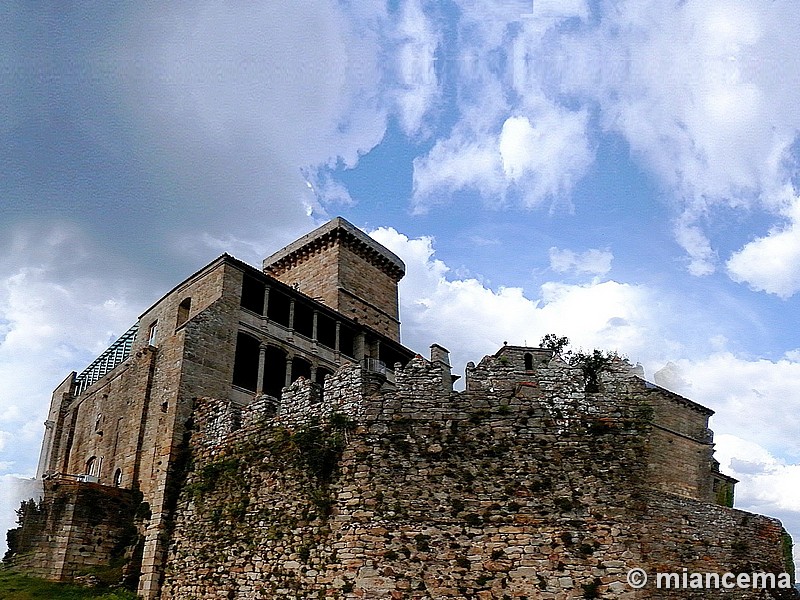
xmin=4 ymin=217 xmax=796 ymax=599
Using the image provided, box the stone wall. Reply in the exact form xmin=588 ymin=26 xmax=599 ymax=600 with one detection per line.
xmin=335 ymin=243 xmax=401 ymax=340
xmin=6 ymin=479 xmax=142 ymax=587
xmin=45 ymin=346 xmax=157 ymax=491
xmin=158 ymin=354 xmax=793 ymax=599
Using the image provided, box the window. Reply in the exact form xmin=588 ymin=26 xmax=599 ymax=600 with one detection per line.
xmin=524 ymin=353 xmax=533 ymax=371
xmin=317 ymin=314 xmax=336 ymax=349
xmin=147 ymin=321 xmax=158 ymax=346
xmin=316 ymin=367 xmax=333 ymax=386
xmin=86 ymin=456 xmax=98 ymax=477
xmin=339 ymin=325 xmax=355 ymax=358
xmin=291 ymin=356 xmax=312 ymax=382
xmin=240 ymin=275 xmax=265 ymax=314
xmin=114 ymin=468 xmax=122 ymax=487
xmin=232 ymin=332 xmax=260 ymax=392
xmin=267 ymin=290 xmax=291 ymax=326
xmin=293 ymin=302 xmax=313 ymax=338
xmin=263 ymin=346 xmax=288 ymax=399
xmin=176 ymin=297 xmax=191 ymax=328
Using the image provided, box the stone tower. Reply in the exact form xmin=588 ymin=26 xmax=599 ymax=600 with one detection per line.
xmin=263 ymin=217 xmax=405 ymax=341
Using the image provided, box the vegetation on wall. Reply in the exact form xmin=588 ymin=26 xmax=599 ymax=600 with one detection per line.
xmin=3 ymin=499 xmax=41 ymax=564
xmin=540 ymin=334 xmax=621 ymax=393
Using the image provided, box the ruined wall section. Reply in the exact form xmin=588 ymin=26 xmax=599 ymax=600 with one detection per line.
xmin=6 ymin=480 xmax=141 ymax=585
xmin=636 ymin=493 xmax=794 ymax=599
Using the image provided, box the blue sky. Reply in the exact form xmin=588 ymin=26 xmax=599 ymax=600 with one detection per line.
xmin=3 ymin=0 xmax=800 ymax=565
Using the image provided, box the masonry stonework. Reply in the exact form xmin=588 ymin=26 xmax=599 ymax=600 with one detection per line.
xmin=6 ymin=218 xmax=795 ymax=599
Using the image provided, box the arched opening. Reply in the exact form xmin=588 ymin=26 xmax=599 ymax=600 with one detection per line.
xmin=113 ymin=468 xmax=122 ymax=487
xmin=232 ymin=332 xmax=260 ymax=391
xmin=86 ymin=456 xmax=98 ymax=477
xmin=262 ymin=346 xmax=288 ymax=400
xmin=316 ymin=367 xmax=333 ymax=386
xmin=291 ymin=356 xmax=312 ymax=382
xmin=240 ymin=275 xmax=265 ymax=314
xmin=176 ymin=297 xmax=191 ymax=328
xmin=524 ymin=353 xmax=533 ymax=371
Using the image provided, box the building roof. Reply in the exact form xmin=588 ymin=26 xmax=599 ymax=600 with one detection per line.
xmin=262 ymin=217 xmax=405 ymax=281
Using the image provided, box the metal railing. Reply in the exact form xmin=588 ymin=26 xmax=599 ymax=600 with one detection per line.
xmin=74 ymin=323 xmax=139 ymax=395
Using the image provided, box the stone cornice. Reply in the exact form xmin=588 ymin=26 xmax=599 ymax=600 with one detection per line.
xmin=262 ymin=217 xmax=405 ymax=282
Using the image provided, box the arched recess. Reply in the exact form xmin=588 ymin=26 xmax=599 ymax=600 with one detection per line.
xmin=263 ymin=346 xmax=288 ymax=400
xmin=176 ymin=297 xmax=192 ymax=327
xmin=232 ymin=331 xmax=260 ymax=391
xmin=291 ymin=356 xmax=312 ymax=382
xmin=316 ymin=367 xmax=333 ymax=386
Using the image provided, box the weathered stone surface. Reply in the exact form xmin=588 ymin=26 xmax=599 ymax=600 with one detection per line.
xmin=18 ymin=218 xmax=794 ymax=600
xmin=157 ymin=356 xmax=794 ymax=599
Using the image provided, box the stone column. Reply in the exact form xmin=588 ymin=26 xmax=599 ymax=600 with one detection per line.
xmin=355 ymin=332 xmax=366 ymax=361
xmin=262 ymin=285 xmax=270 ymax=320
xmin=288 ymin=298 xmax=295 ymax=332
xmin=285 ymin=355 xmax=293 ymax=388
xmin=256 ymin=344 xmax=267 ymax=395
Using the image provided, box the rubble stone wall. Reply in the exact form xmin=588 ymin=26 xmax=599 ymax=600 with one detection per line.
xmin=159 ymin=357 xmax=794 ymax=599
xmin=7 ymin=480 xmax=141 ymax=584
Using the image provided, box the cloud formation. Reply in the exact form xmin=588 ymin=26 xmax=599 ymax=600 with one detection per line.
xmin=549 ymin=247 xmax=613 ymax=277
xmin=370 ymin=227 xmax=654 ymax=379
xmin=406 ymin=0 xmax=800 ymax=288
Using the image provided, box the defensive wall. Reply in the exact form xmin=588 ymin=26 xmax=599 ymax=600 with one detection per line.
xmin=155 ymin=349 xmax=793 ymax=599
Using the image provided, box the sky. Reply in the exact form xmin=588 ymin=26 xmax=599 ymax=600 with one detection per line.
xmin=2 ymin=0 xmax=800 ymax=567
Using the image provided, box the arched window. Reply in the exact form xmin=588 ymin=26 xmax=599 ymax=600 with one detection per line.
xmin=86 ymin=456 xmax=98 ymax=477
xmin=113 ymin=468 xmax=122 ymax=487
xmin=291 ymin=356 xmax=312 ymax=382
xmin=176 ymin=297 xmax=191 ymax=328
xmin=232 ymin=331 xmax=260 ymax=391
xmin=263 ymin=346 xmax=288 ymax=400
xmin=316 ymin=367 xmax=333 ymax=386
xmin=524 ymin=353 xmax=533 ymax=371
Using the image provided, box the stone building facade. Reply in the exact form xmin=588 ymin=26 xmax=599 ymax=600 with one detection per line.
xmin=5 ymin=217 xmax=794 ymax=598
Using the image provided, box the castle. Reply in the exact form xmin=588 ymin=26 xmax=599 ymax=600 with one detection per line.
xmin=5 ymin=217 xmax=796 ymax=598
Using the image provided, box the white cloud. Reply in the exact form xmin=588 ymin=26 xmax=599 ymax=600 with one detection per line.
xmin=410 ymin=3 xmax=594 ymax=213
xmin=370 ymin=227 xmax=657 ymax=378
xmin=0 ymin=225 xmax=143 ymax=479
xmin=655 ymin=353 xmax=800 ymax=460
xmin=558 ymin=0 xmax=800 ymax=278
xmin=393 ymin=0 xmax=440 ymax=137
xmin=412 ymin=104 xmax=592 ymax=212
xmin=499 ymin=110 xmax=593 ymax=206
xmin=407 ymin=0 xmax=800 ymax=283
xmin=549 ymin=246 xmax=613 ymax=276
xmin=727 ymin=194 xmax=800 ymax=298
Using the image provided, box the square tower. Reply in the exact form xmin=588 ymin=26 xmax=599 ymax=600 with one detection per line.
xmin=263 ymin=217 xmax=405 ymax=341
